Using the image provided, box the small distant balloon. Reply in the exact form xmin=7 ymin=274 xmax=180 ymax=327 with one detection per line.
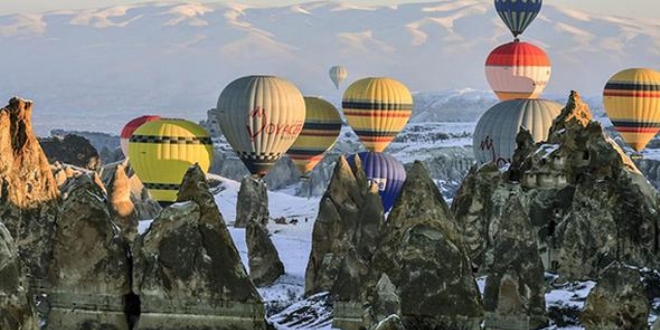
xmin=287 ymin=97 xmax=342 ymax=178
xmin=473 ymin=99 xmax=562 ymax=167
xmin=329 ymin=65 xmax=348 ymax=89
xmin=342 ymin=77 xmax=413 ymax=153
xmin=603 ymin=68 xmax=660 ymax=152
xmin=494 ymin=0 xmax=543 ymax=38
xmin=128 ymin=118 xmax=214 ymax=204
xmin=347 ymin=151 xmax=406 ymax=213
xmin=120 ymin=115 xmax=161 ymax=158
xmin=216 ymin=75 xmax=306 ymax=178
xmin=485 ymin=40 xmax=551 ymax=101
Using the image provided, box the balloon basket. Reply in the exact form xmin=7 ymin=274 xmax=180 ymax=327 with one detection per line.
xmin=630 ymin=153 xmax=644 ymax=160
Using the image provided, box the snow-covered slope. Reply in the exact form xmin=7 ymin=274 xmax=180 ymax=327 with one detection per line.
xmin=1 ymin=1 xmax=658 ymax=135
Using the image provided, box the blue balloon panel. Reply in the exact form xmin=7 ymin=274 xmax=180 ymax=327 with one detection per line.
xmin=347 ymin=151 xmax=406 ymax=212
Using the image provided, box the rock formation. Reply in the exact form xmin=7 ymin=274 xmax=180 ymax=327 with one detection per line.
xmin=39 ymin=134 xmax=102 ymax=171
xmin=368 ymin=274 xmax=401 ymax=325
xmin=371 ymin=314 xmax=407 ymax=330
xmin=246 ymin=220 xmax=285 ymax=286
xmin=0 ymin=97 xmax=60 ymax=289
xmin=100 ymin=161 xmax=161 ymax=220
xmin=580 ymin=262 xmax=650 ymax=330
xmin=305 ymin=155 xmax=377 ymax=296
xmin=106 ymin=162 xmax=139 ymax=242
xmin=369 ymin=161 xmax=483 ymax=330
xmin=483 ymin=194 xmax=547 ymax=330
xmin=235 ymin=176 xmax=269 ymax=228
xmin=132 ymin=164 xmax=266 ymax=330
xmin=0 ymin=221 xmax=39 ymax=330
xmin=452 ymin=91 xmax=660 ymax=279
xmin=47 ymin=174 xmax=131 ymax=330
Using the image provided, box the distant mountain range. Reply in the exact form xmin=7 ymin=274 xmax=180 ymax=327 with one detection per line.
xmin=0 ymin=1 xmax=657 ymax=135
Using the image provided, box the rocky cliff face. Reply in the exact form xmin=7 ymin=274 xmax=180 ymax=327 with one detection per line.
xmin=100 ymin=161 xmax=161 ymax=221
xmin=39 ymin=134 xmax=102 ymax=171
xmin=105 ymin=162 xmax=139 ymax=242
xmin=132 ymin=164 xmax=266 ymax=330
xmin=304 ymin=155 xmax=379 ymax=297
xmin=452 ymin=91 xmax=660 ymax=280
xmin=483 ymin=194 xmax=547 ymax=329
xmin=0 ymin=221 xmax=39 ymax=330
xmin=0 ymin=97 xmax=60 ymax=285
xmin=235 ymin=176 xmax=269 ymax=228
xmin=308 ymin=158 xmax=484 ymax=330
xmin=47 ymin=173 xmax=131 ymax=330
xmin=368 ymin=162 xmax=483 ymax=330
xmin=580 ymin=263 xmax=650 ymax=330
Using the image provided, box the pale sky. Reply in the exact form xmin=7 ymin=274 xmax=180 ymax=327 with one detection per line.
xmin=0 ymin=0 xmax=658 ymax=18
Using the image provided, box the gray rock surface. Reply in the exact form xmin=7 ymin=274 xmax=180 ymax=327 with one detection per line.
xmin=483 ymin=194 xmax=547 ymax=330
xmin=0 ymin=221 xmax=39 ymax=330
xmin=370 ymin=161 xmax=483 ymax=330
xmin=370 ymin=314 xmax=407 ymax=330
xmin=304 ymin=155 xmax=379 ymax=297
xmin=246 ymin=220 xmax=285 ymax=287
xmin=369 ymin=274 xmax=401 ymax=325
xmin=580 ymin=262 xmax=650 ymax=330
xmin=235 ymin=176 xmax=269 ymax=228
xmin=132 ymin=164 xmax=266 ymax=330
xmin=0 ymin=97 xmax=61 ymax=297
xmin=47 ymin=174 xmax=131 ymax=330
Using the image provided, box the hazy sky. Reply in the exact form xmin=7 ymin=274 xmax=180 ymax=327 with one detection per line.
xmin=0 ymin=0 xmax=658 ymax=18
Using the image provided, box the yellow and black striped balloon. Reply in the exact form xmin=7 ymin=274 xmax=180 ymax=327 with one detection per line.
xmin=342 ymin=77 xmax=413 ymax=152
xmin=603 ymin=68 xmax=660 ymax=152
xmin=286 ymin=97 xmax=342 ymax=177
xmin=128 ymin=118 xmax=214 ymax=203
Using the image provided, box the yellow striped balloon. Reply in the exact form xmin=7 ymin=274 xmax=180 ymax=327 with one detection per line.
xmin=342 ymin=77 xmax=413 ymax=152
xmin=128 ymin=118 xmax=214 ymax=203
xmin=286 ymin=97 xmax=342 ymax=178
xmin=603 ymin=68 xmax=660 ymax=152
xmin=216 ymin=75 xmax=306 ymax=178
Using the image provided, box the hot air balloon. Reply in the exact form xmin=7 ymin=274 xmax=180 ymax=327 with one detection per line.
xmin=128 ymin=118 xmax=214 ymax=204
xmin=329 ymin=65 xmax=348 ymax=89
xmin=120 ymin=115 xmax=161 ymax=158
xmin=342 ymin=77 xmax=413 ymax=153
xmin=286 ymin=97 xmax=342 ymax=179
xmin=485 ymin=40 xmax=551 ymax=101
xmin=603 ymin=68 xmax=660 ymax=153
xmin=216 ymin=75 xmax=306 ymax=178
xmin=473 ymin=99 xmax=562 ymax=167
xmin=494 ymin=0 xmax=543 ymax=38
xmin=347 ymin=152 xmax=406 ymax=213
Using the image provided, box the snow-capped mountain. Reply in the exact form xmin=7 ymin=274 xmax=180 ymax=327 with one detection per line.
xmin=1 ymin=1 xmax=658 ymax=135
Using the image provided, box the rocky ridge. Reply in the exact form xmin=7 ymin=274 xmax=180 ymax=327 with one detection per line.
xmin=452 ymin=91 xmax=660 ymax=280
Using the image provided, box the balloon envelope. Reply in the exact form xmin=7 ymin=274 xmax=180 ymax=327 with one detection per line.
xmin=473 ymin=99 xmax=562 ymax=167
xmin=287 ymin=97 xmax=342 ymax=177
xmin=603 ymin=68 xmax=660 ymax=152
xmin=120 ymin=115 xmax=161 ymax=157
xmin=485 ymin=40 xmax=551 ymax=101
xmin=329 ymin=65 xmax=348 ymax=89
xmin=342 ymin=77 xmax=413 ymax=153
xmin=494 ymin=0 xmax=542 ymax=38
xmin=347 ymin=152 xmax=406 ymax=212
xmin=128 ymin=118 xmax=214 ymax=203
xmin=216 ymin=75 xmax=306 ymax=178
